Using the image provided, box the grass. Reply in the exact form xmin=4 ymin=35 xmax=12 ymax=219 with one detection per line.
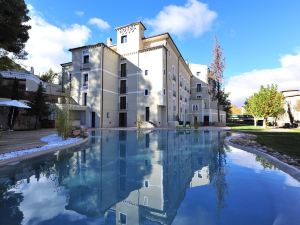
xmin=228 ymin=124 xmax=300 ymax=159
xmin=253 ymin=132 xmax=300 ymax=159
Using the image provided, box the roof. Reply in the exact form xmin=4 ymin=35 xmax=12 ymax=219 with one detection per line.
xmin=282 ymin=90 xmax=299 ymax=93
xmin=60 ymin=62 xmax=72 ymax=66
xmin=69 ymin=43 xmax=104 ymax=52
xmin=115 ymin=21 xmax=146 ymax=31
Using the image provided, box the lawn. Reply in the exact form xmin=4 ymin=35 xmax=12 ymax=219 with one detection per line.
xmin=229 ymin=124 xmax=300 ymax=159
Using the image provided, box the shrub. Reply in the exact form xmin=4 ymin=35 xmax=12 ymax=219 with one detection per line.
xmin=136 ymin=117 xmax=143 ymax=130
xmin=56 ymin=107 xmax=71 ymax=139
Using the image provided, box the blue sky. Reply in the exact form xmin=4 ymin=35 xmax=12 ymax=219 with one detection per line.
xmin=23 ymin=0 xmax=300 ymax=105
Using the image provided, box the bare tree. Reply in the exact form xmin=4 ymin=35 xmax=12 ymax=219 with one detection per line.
xmin=209 ymin=36 xmax=225 ymax=123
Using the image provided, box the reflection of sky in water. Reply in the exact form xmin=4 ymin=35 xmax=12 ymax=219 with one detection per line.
xmin=0 ymin=130 xmax=299 ymax=225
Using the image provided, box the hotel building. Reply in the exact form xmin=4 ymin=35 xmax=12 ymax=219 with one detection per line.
xmin=61 ymin=22 xmax=225 ymax=128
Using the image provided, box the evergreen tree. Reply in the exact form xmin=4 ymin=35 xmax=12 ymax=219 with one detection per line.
xmin=29 ymin=83 xmax=50 ymax=129
xmin=0 ymin=0 xmax=31 ymax=58
xmin=218 ymin=90 xmax=231 ymax=118
xmin=40 ymin=69 xmax=57 ymax=83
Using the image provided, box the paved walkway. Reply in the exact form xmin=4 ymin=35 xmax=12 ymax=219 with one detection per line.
xmin=0 ymin=129 xmax=56 ymax=154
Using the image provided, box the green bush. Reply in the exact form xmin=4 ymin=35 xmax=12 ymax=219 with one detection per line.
xmin=56 ymin=108 xmax=71 ymax=139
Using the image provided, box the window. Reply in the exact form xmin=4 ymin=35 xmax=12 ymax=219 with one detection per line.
xmin=144 ymin=89 xmax=149 ymax=96
xmin=143 ymin=196 xmax=149 ymax=206
xmin=145 ymin=134 xmax=150 ymax=148
xmin=83 ymin=93 xmax=87 ymax=106
xmin=120 ymin=144 xmax=126 ymax=157
xmin=120 ymin=96 xmax=127 ymax=109
xmin=120 ymin=80 xmax=127 ymax=94
xmin=144 ymin=180 xmax=149 ymax=188
xmin=197 ymin=95 xmax=202 ymax=99
xmin=196 ymin=71 xmax=201 ymax=76
xmin=83 ymin=55 xmax=89 ymax=64
xmin=192 ymin=104 xmax=199 ymax=111
xmin=68 ymin=73 xmax=72 ymax=81
xmin=163 ymin=89 xmax=166 ymax=95
xmin=120 ymin=213 xmax=127 ymax=224
xmin=106 ymin=112 xmax=110 ymax=118
xmin=121 ymin=35 xmax=127 ymax=43
xmin=83 ymin=73 xmax=88 ymax=86
xmin=145 ymin=70 xmax=148 ymax=75
xmin=120 ymin=63 xmax=127 ymax=77
xmin=120 ymin=160 xmax=126 ymax=175
xmin=196 ymin=83 xmax=202 ymax=92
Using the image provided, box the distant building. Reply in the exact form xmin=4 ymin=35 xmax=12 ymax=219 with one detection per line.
xmin=61 ymin=22 xmax=226 ymax=128
xmin=0 ymin=70 xmax=65 ymax=129
xmin=278 ymin=90 xmax=300 ymax=126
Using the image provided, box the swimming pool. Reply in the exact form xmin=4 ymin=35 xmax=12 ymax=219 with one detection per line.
xmin=0 ymin=130 xmax=299 ymax=225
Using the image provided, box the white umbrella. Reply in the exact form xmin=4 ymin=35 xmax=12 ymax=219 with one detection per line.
xmin=0 ymin=100 xmax=31 ymax=108
xmin=0 ymin=100 xmax=31 ymax=130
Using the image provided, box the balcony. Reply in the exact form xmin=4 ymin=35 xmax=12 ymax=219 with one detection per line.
xmin=81 ymin=63 xmax=90 ymax=70
xmin=119 ymin=70 xmax=127 ymax=77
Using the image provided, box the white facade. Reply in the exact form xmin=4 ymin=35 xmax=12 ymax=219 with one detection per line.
xmin=61 ymin=22 xmax=226 ymax=128
xmin=278 ymin=90 xmax=300 ymax=126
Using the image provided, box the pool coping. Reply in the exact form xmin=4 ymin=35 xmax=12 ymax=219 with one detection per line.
xmin=225 ymin=133 xmax=300 ymax=182
xmin=0 ymin=137 xmax=89 ymax=167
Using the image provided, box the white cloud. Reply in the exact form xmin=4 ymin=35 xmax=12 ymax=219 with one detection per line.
xmin=88 ymin=17 xmax=110 ymax=30
xmin=75 ymin=11 xmax=84 ymax=17
xmin=225 ymin=52 xmax=300 ymax=106
xmin=145 ymin=0 xmax=217 ymax=38
xmin=21 ymin=5 xmax=91 ymax=74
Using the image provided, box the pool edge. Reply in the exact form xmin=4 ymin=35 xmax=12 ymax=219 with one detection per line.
xmin=0 ymin=137 xmax=89 ymax=167
xmin=225 ymin=134 xmax=300 ymax=183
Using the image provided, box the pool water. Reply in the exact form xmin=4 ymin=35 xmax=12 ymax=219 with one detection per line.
xmin=0 ymin=130 xmax=299 ymax=225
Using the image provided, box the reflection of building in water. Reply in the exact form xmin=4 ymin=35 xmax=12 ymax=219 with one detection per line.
xmin=0 ymin=130 xmax=224 ymax=225
xmin=59 ymin=130 xmax=152 ymax=217
xmin=112 ymin=130 xmax=218 ymax=225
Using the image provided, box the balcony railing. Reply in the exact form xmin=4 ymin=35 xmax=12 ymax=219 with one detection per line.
xmin=81 ymin=63 xmax=90 ymax=70
xmin=119 ymin=70 xmax=127 ymax=77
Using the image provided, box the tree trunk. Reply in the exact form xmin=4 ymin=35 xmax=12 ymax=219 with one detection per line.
xmin=263 ymin=118 xmax=267 ymax=128
xmin=254 ymin=117 xmax=257 ymax=126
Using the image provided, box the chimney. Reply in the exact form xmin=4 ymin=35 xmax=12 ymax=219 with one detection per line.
xmin=106 ymin=37 xmax=113 ymax=46
xmin=30 ymin=67 xmax=34 ymax=74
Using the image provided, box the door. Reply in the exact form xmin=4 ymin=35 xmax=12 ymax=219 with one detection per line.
xmin=119 ymin=113 xmax=127 ymax=127
xmin=194 ymin=116 xmax=198 ymax=125
xmin=145 ymin=107 xmax=150 ymax=121
xmin=91 ymin=111 xmax=96 ymax=128
xmin=204 ymin=116 xmax=209 ymax=126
